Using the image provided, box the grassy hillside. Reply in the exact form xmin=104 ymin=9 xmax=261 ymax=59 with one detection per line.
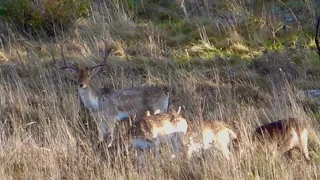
xmin=0 ymin=0 xmax=320 ymax=179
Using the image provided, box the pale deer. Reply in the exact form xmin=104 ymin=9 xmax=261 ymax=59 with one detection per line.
xmin=184 ymin=120 xmax=238 ymax=160
xmin=57 ymin=40 xmax=170 ymax=146
xmin=106 ymin=107 xmax=188 ymax=165
xmin=253 ymin=118 xmax=310 ymax=161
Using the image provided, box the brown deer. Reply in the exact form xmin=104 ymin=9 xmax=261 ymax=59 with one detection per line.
xmin=57 ymin=40 xmax=170 ymax=146
xmin=253 ymin=118 xmax=310 ymax=161
xmin=184 ymin=120 xmax=237 ymax=160
xmin=106 ymin=107 xmax=188 ymax=165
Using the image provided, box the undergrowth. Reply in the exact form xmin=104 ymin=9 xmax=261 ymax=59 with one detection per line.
xmin=0 ymin=0 xmax=320 ymax=179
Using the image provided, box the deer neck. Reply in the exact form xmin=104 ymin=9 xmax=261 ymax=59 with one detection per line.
xmin=78 ymin=86 xmax=99 ymax=110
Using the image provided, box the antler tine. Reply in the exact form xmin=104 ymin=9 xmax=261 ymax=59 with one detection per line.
xmin=59 ymin=41 xmax=78 ymax=70
xmin=90 ymin=37 xmax=114 ymax=70
xmin=103 ymin=39 xmax=114 ymax=65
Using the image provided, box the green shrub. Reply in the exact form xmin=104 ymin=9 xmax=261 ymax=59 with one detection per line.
xmin=119 ymin=0 xmax=184 ymax=22
xmin=0 ymin=0 xmax=90 ymax=37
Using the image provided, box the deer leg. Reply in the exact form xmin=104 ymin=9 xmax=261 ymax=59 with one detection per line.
xmin=106 ymin=127 xmax=115 ymax=147
xmin=285 ymin=148 xmax=295 ymax=163
xmin=99 ymin=120 xmax=117 ymax=147
xmin=186 ymin=144 xmax=194 ymax=159
xmin=212 ymin=138 xmax=231 ymax=160
xmin=151 ymin=138 xmax=160 ymax=157
xmin=170 ymin=134 xmax=179 ymax=158
xmin=106 ymin=121 xmax=119 ymax=147
xmin=300 ymin=130 xmax=310 ymax=161
xmin=171 ymin=133 xmax=184 ymax=158
xmin=301 ymin=145 xmax=310 ymax=161
xmin=137 ymin=150 xmax=146 ymax=167
xmin=278 ymin=136 xmax=296 ymax=157
xmin=183 ymin=135 xmax=193 ymax=159
xmin=215 ymin=143 xmax=231 ymax=160
xmin=279 ymin=143 xmax=294 ymax=155
xmin=98 ymin=122 xmax=108 ymax=143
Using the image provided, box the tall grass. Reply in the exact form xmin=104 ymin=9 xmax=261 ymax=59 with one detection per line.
xmin=0 ymin=0 xmax=320 ymax=179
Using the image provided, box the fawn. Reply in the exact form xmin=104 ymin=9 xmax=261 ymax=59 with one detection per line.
xmin=184 ymin=120 xmax=238 ymax=160
xmin=253 ymin=118 xmax=310 ymax=161
xmin=106 ymin=107 xmax=188 ymax=165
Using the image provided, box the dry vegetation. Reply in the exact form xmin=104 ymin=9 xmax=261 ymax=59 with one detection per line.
xmin=1 ymin=0 xmax=320 ymax=179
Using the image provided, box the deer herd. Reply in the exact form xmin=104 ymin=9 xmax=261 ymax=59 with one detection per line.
xmin=57 ymin=40 xmax=311 ymax=165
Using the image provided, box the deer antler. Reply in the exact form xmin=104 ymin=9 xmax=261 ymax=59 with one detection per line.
xmin=90 ymin=38 xmax=114 ymax=70
xmin=315 ymin=16 xmax=320 ymax=58
xmin=59 ymin=40 xmax=78 ymax=71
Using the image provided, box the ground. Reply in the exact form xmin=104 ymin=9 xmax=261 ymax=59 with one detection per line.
xmin=0 ymin=0 xmax=320 ymax=179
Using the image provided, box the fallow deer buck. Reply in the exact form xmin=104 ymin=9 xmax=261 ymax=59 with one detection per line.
xmin=184 ymin=120 xmax=238 ymax=160
xmin=253 ymin=118 xmax=310 ymax=161
xmin=57 ymin=40 xmax=170 ymax=146
xmin=106 ymin=107 xmax=188 ymax=165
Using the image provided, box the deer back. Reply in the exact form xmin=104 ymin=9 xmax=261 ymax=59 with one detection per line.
xmin=253 ymin=118 xmax=306 ymax=143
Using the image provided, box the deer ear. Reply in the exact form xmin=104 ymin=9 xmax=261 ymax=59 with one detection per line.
xmin=176 ymin=106 xmax=181 ymax=114
xmin=62 ymin=67 xmax=77 ymax=74
xmin=89 ymin=66 xmax=102 ymax=78
xmin=170 ymin=107 xmax=177 ymax=115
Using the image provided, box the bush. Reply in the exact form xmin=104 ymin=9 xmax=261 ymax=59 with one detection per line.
xmin=0 ymin=0 xmax=90 ymax=37
xmin=119 ymin=0 xmax=184 ymax=22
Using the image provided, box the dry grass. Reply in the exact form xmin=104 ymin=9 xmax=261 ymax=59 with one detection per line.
xmin=0 ymin=53 xmax=319 ymax=179
xmin=0 ymin=0 xmax=320 ymax=179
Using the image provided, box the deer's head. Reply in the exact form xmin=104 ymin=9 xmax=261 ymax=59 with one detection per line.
xmin=58 ymin=40 xmax=113 ymax=89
